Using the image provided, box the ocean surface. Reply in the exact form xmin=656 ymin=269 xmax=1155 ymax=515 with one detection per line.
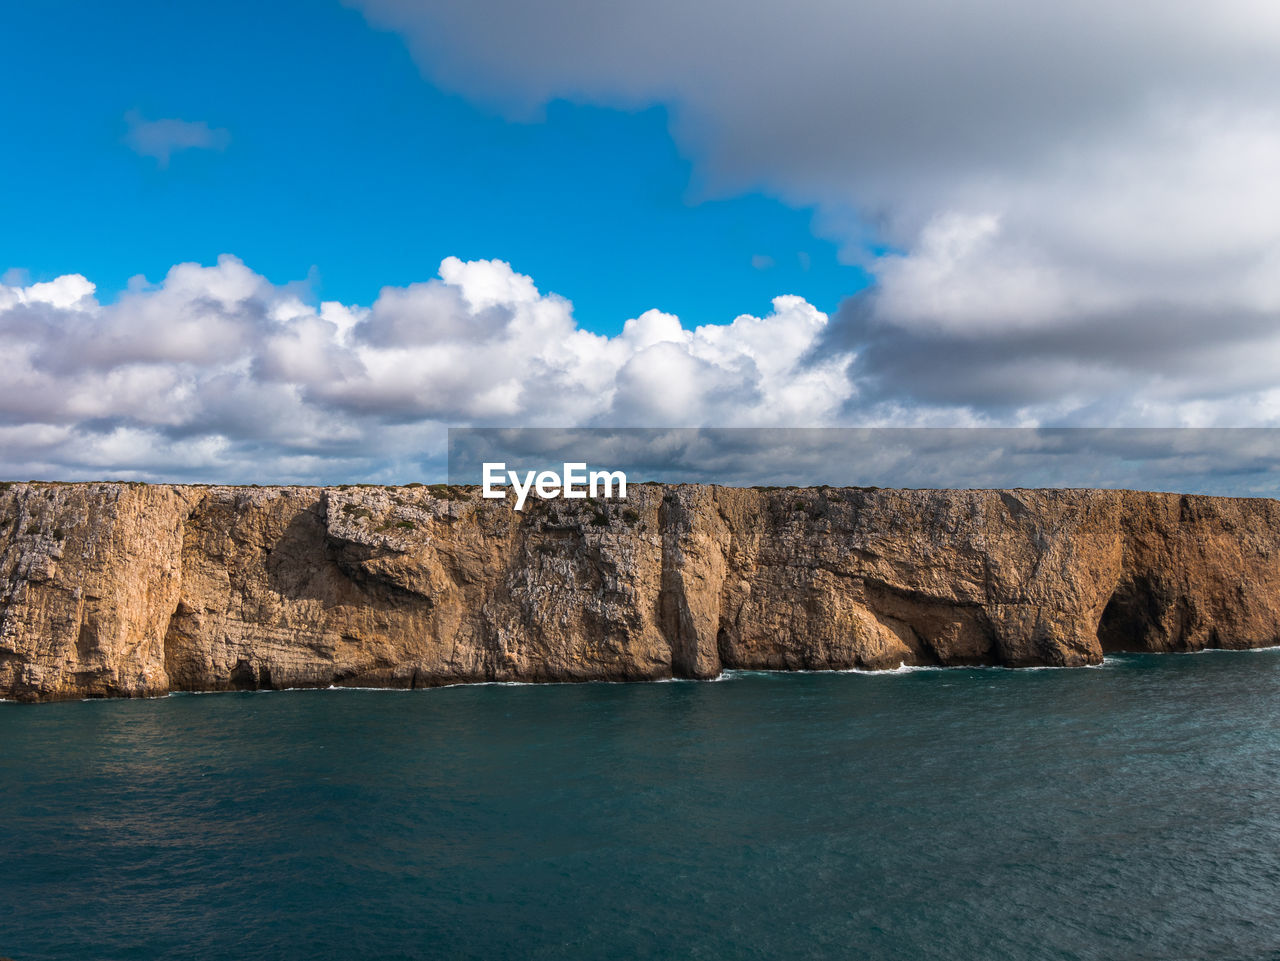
xmin=5 ymin=653 xmax=1280 ymax=960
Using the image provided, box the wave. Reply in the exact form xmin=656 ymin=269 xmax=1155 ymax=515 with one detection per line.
xmin=720 ymin=659 xmax=1109 ymax=680
xmin=51 ymin=645 xmax=1280 ymax=703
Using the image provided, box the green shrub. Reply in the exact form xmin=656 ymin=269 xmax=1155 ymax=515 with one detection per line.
xmin=425 ymin=484 xmax=467 ymax=501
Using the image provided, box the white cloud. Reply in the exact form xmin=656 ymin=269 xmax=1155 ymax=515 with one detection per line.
xmin=123 ymin=109 xmax=231 ymax=168
xmin=0 ymin=274 xmax=95 ymax=312
xmin=0 ymin=257 xmax=850 ymax=482
xmin=346 ymin=0 xmax=1280 ymax=413
xmin=7 ymin=252 xmax=1280 ymax=483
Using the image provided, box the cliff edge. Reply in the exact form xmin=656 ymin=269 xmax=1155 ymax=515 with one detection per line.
xmin=2 ymin=482 xmax=1279 ymax=701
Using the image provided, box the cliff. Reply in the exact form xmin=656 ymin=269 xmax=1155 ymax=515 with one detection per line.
xmin=2 ymin=481 xmax=1280 ymax=701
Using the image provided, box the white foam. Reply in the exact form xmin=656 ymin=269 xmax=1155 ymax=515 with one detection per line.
xmin=1104 ymin=643 xmax=1280 ymax=661
xmin=25 ymin=645 xmax=1280 ymax=704
xmin=721 ymin=658 xmax=1112 ymax=680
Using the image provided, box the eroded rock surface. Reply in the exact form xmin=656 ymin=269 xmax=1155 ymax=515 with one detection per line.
xmin=2 ymin=482 xmax=1279 ymax=700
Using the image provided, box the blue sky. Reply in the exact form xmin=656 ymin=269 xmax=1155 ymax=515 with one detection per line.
xmin=2 ymin=0 xmax=869 ymax=334
xmin=4 ymin=0 xmax=1280 ymax=483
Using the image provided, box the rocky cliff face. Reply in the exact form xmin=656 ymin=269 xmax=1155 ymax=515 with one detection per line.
xmin=2 ymin=481 xmax=1280 ymax=701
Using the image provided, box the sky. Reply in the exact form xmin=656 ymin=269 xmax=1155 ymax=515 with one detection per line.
xmin=447 ymin=428 xmax=1280 ymax=497
xmin=5 ymin=0 xmax=1280 ymax=484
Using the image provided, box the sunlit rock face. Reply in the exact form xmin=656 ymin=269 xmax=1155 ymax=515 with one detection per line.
xmin=3 ymin=481 xmax=1280 ymax=701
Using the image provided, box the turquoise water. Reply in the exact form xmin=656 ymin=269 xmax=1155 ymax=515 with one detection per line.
xmin=5 ymin=653 xmax=1280 ymax=960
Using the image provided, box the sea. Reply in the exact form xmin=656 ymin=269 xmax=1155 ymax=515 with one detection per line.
xmin=4 ymin=651 xmax=1280 ymax=960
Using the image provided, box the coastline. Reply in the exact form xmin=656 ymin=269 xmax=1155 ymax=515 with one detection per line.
xmin=11 ymin=646 xmax=1280 ymax=707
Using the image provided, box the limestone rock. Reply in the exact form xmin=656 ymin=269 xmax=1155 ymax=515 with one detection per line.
xmin=2 ymin=481 xmax=1279 ymax=701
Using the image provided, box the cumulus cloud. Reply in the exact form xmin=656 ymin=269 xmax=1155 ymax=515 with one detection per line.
xmin=8 ymin=253 xmax=1280 ymax=483
xmin=347 ymin=0 xmax=1280 ymax=419
xmin=0 ymin=257 xmax=852 ymax=482
xmin=124 ymin=109 xmax=230 ymax=167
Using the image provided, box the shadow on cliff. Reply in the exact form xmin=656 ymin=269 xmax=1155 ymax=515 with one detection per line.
xmin=264 ymin=502 xmax=429 ymax=612
xmin=1096 ymin=574 xmax=1192 ymax=654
